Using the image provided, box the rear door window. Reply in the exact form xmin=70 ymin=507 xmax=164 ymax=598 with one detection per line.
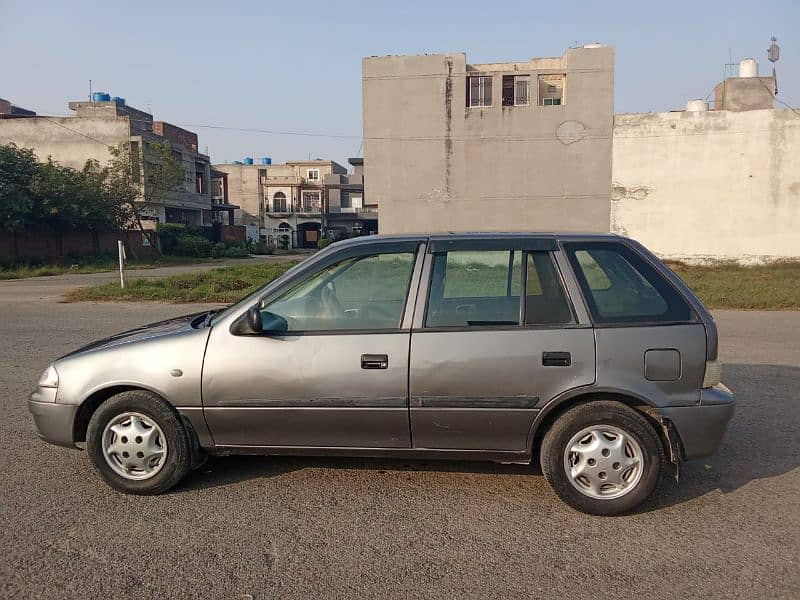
xmin=425 ymin=250 xmax=573 ymax=327
xmin=427 ymin=250 xmax=521 ymax=327
xmin=564 ymin=242 xmax=695 ymax=324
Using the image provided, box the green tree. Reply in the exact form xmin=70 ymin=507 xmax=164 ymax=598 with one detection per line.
xmin=0 ymin=143 xmax=124 ymax=232
xmin=0 ymin=144 xmax=38 ymax=231
xmin=107 ymin=139 xmax=185 ymax=253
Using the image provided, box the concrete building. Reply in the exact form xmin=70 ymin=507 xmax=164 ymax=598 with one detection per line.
xmin=0 ymin=97 xmax=222 ymax=226
xmin=210 ymin=168 xmax=237 ymax=226
xmin=612 ymin=58 xmax=799 ymax=263
xmin=323 ymin=158 xmax=378 ymax=237
xmin=713 ymin=58 xmax=776 ymax=111
xmin=0 ymin=98 xmax=36 ymax=116
xmin=213 ymin=159 xmax=347 ymax=248
xmin=363 ymin=45 xmax=615 ymax=234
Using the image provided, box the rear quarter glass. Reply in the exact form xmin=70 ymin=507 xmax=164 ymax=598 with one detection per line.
xmin=563 ymin=241 xmax=697 ymax=325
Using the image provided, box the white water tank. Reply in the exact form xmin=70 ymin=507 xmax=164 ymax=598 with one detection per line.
xmin=686 ymin=99 xmax=709 ymax=112
xmin=739 ymin=58 xmax=758 ymax=78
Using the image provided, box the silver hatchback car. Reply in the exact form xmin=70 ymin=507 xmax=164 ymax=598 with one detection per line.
xmin=29 ymin=233 xmax=734 ymax=515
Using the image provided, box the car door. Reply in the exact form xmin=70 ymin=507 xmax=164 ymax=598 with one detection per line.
xmin=202 ymin=240 xmax=424 ymax=448
xmin=409 ymin=237 xmax=596 ymax=451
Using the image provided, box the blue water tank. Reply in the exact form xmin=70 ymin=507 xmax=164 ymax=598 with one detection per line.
xmin=112 ymin=96 xmax=126 ymax=105
xmin=243 ymin=157 xmax=254 ymax=165
xmin=260 ymin=157 xmax=272 ymax=165
xmin=92 ymin=92 xmax=111 ymax=102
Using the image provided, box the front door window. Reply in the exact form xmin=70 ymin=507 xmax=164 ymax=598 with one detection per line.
xmin=264 ymin=252 xmax=416 ymax=331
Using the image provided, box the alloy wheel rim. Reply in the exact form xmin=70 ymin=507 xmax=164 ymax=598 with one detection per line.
xmin=563 ymin=424 xmax=643 ymax=500
xmin=101 ymin=412 xmax=167 ymax=481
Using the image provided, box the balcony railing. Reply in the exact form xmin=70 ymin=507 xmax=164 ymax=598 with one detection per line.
xmin=264 ymin=203 xmax=321 ymax=215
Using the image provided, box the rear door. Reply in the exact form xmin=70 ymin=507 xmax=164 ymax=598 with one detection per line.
xmin=408 ymin=237 xmax=596 ymax=451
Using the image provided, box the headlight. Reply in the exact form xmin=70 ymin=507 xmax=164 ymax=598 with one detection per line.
xmin=702 ymin=359 xmax=722 ymax=389
xmin=38 ymin=364 xmax=59 ymax=388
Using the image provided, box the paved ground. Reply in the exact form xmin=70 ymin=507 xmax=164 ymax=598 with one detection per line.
xmin=0 ymin=254 xmax=305 ymax=303
xmin=1 ymin=281 xmax=798 ymax=598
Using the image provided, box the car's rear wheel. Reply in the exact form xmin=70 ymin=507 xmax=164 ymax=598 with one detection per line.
xmin=540 ymin=401 xmax=665 ymax=515
xmin=86 ymin=390 xmax=191 ymax=494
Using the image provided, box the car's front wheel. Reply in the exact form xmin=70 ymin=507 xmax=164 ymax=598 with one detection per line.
xmin=540 ymin=401 xmax=665 ymax=515
xmin=86 ymin=390 xmax=192 ymax=494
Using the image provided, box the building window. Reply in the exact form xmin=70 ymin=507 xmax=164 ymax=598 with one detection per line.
xmin=341 ymin=192 xmax=363 ymax=210
xmin=272 ymin=191 xmax=287 ymax=212
xmin=468 ymin=76 xmax=492 ymax=107
xmin=502 ymin=75 xmax=530 ymax=106
xmin=307 ymin=168 xmax=320 ymax=181
xmin=538 ymin=74 xmax=565 ymax=106
xmin=302 ymin=191 xmax=321 ymax=212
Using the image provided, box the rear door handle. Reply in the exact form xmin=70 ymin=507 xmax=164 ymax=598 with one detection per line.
xmin=361 ymin=354 xmax=388 ymax=369
xmin=542 ymin=351 xmax=571 ymax=367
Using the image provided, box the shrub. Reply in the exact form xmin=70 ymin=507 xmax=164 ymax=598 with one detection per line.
xmin=223 ymin=244 xmax=249 ymax=258
xmin=251 ymin=240 xmax=274 ymax=255
xmin=156 ymin=223 xmax=186 ymax=254
xmin=174 ymin=235 xmax=212 ymax=257
xmin=317 ymin=238 xmax=332 ymax=249
xmin=211 ymin=242 xmax=227 ymax=258
xmin=278 ymin=234 xmax=290 ymax=250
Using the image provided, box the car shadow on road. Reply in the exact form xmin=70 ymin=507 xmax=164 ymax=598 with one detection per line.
xmin=175 ymin=454 xmax=536 ymax=494
xmin=175 ymin=363 xmax=800 ymax=512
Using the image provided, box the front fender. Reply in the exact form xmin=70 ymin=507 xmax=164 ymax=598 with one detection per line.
xmin=54 ymin=326 xmax=210 ymax=409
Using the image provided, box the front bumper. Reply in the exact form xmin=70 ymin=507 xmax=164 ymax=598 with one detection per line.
xmin=28 ymin=393 xmax=78 ymax=448
xmin=661 ymin=383 xmax=735 ymax=460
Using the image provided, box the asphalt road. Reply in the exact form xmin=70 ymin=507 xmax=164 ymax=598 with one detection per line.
xmin=1 ymin=289 xmax=798 ymax=598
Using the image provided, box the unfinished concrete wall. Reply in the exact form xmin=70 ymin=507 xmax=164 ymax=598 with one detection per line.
xmin=612 ymin=109 xmax=800 ymax=262
xmin=212 ymin=164 xmax=263 ymax=227
xmin=363 ymin=46 xmax=615 ymax=234
xmin=0 ymin=116 xmax=130 ymax=169
xmin=713 ymin=77 xmax=776 ymax=111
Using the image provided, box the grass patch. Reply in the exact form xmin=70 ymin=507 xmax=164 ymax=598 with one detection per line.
xmin=65 ymin=258 xmax=800 ymax=310
xmin=66 ymin=262 xmax=297 ymax=303
xmin=0 ymin=255 xmax=245 ymax=281
xmin=666 ymin=260 xmax=800 ymax=310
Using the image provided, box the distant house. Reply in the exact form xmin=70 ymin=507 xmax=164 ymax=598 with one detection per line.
xmin=324 ymin=158 xmax=378 ymax=238
xmin=214 ymin=159 xmax=347 ymax=248
xmin=0 ymin=96 xmax=228 ymax=227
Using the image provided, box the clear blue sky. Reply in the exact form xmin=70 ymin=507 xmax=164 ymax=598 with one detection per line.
xmin=2 ymin=0 xmax=798 ymax=167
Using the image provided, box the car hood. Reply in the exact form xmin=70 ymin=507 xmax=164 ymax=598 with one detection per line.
xmin=59 ymin=310 xmax=212 ymax=359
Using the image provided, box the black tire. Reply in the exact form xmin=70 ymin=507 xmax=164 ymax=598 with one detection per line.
xmin=540 ymin=401 xmax=665 ymax=516
xmin=86 ymin=390 xmax=192 ymax=495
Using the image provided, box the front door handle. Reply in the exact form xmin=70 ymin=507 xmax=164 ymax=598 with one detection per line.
xmin=542 ymin=351 xmax=571 ymax=367
xmin=361 ymin=354 xmax=388 ymax=369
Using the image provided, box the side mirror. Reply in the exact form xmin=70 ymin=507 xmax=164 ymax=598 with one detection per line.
xmin=232 ymin=306 xmax=288 ymax=336
xmin=246 ymin=306 xmax=263 ymax=334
